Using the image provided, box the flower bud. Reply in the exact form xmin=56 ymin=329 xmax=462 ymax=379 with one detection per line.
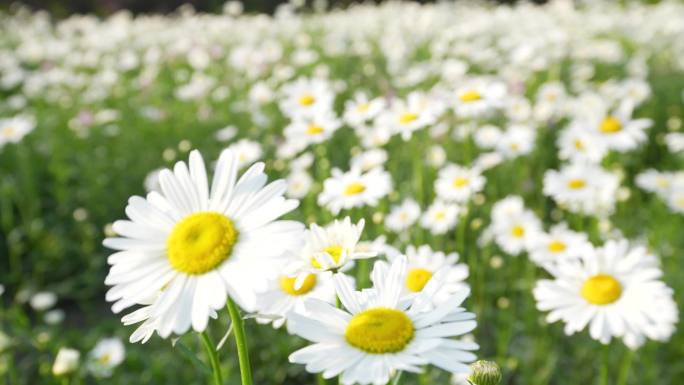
xmin=468 ymin=360 xmax=502 ymax=385
xmin=52 ymin=347 xmax=80 ymax=376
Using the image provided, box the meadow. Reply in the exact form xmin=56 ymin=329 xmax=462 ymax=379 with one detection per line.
xmin=1 ymin=1 xmax=684 ymax=384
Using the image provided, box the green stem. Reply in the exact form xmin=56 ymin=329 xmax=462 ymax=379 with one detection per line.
xmin=616 ymin=349 xmax=634 ymax=385
xmin=599 ymin=344 xmax=609 ymax=385
xmin=226 ymin=297 xmax=253 ymax=385
xmin=200 ymin=331 xmax=223 ymax=385
xmin=316 ymin=373 xmax=327 ymax=385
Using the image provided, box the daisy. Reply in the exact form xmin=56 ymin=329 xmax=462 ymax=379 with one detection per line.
xmin=104 ymin=149 xmax=303 ymax=338
xmin=495 ymin=124 xmax=536 ymax=160
xmin=420 ymin=200 xmax=460 ymax=235
xmin=280 ymin=77 xmax=335 ymax=118
xmin=286 ymin=170 xmax=313 ymax=199
xmin=0 ymin=115 xmax=35 ymax=149
xmin=387 ymin=245 xmax=469 ymax=306
xmin=284 ymin=111 xmax=341 ymax=149
xmin=226 ymin=139 xmax=263 ymax=169
xmin=587 ymin=101 xmax=652 ymax=152
xmin=86 ymin=338 xmax=126 ymax=378
xmin=318 ymin=167 xmax=392 ymax=215
xmin=435 ymin=164 xmax=486 ymax=203
xmin=635 ymin=169 xmax=678 ymax=198
xmin=534 ymin=239 xmax=678 ymax=349
xmin=528 ymin=224 xmax=592 ymax=266
xmin=543 ymin=163 xmax=619 ymax=215
xmin=473 ymin=125 xmax=502 ymax=150
xmin=452 ymin=78 xmax=505 ymax=117
xmin=255 ymin=261 xmax=336 ymax=329
xmin=376 ymin=92 xmax=437 ymax=141
xmin=343 ymin=93 xmax=386 ymax=128
xmin=53 ymin=348 xmax=80 ymax=376
xmin=288 ymin=256 xmax=478 ymax=385
xmin=286 ymin=217 xmax=376 ymax=274
xmin=385 ymin=199 xmax=421 ymax=234
xmin=557 ymin=123 xmax=607 ymax=164
xmin=490 ymin=201 xmax=542 ymax=256
xmin=350 ymin=149 xmax=388 ymax=172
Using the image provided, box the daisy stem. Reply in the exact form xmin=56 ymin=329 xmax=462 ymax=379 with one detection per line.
xmin=316 ymin=373 xmax=327 ymax=385
xmin=616 ymin=349 xmax=634 ymax=385
xmin=391 ymin=371 xmax=403 ymax=385
xmin=226 ymin=297 xmax=253 ymax=385
xmin=200 ymin=331 xmax=223 ymax=385
xmin=599 ymin=344 xmax=609 ymax=385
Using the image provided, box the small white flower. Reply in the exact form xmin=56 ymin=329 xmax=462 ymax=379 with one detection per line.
xmin=52 ymin=348 xmax=80 ymax=376
xmin=421 ymin=200 xmax=460 ymax=235
xmin=30 ymin=291 xmax=58 ymax=312
xmin=318 ymin=167 xmax=392 ymax=215
xmin=87 ymin=338 xmax=126 ymax=378
xmin=435 ymin=164 xmax=486 ymax=203
xmin=385 ymin=199 xmax=421 ymax=233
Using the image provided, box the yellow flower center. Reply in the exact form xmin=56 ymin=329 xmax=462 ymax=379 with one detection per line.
xmin=547 ymin=240 xmax=566 ymax=253
xmin=459 ymin=89 xmax=482 ymax=103
xmin=97 ymin=354 xmax=111 ymax=364
xmin=356 ymin=103 xmax=370 ymax=113
xmin=2 ymin=126 xmax=15 ymax=138
xmin=581 ymin=274 xmax=622 ymax=305
xmin=344 ymin=182 xmax=366 ymax=196
xmin=311 ymin=245 xmax=344 ymax=269
xmin=599 ymin=116 xmax=622 ymax=133
xmin=435 ymin=211 xmax=446 ymax=220
xmin=453 ymin=177 xmax=469 ymax=188
xmin=567 ymin=179 xmax=586 ymax=189
xmin=167 ymin=212 xmax=238 ymax=275
xmin=511 ymin=225 xmax=525 ymax=238
xmin=399 ymin=112 xmax=418 ymax=124
xmin=345 ymin=308 xmax=414 ymax=354
xmin=279 ymin=274 xmax=317 ymax=296
xmin=298 ymin=94 xmax=315 ymax=106
xmin=306 ymin=124 xmax=324 ymax=135
xmin=405 ymin=268 xmax=433 ymax=292
xmin=574 ymin=139 xmax=584 ymax=150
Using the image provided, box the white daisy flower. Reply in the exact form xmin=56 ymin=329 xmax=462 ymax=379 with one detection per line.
xmin=495 ymin=124 xmax=536 ymax=160
xmin=528 ymin=224 xmax=592 ymax=266
xmin=473 ymin=125 xmax=502 ymax=150
xmin=318 ymin=167 xmax=392 ymax=215
xmin=286 ymin=170 xmax=313 ymax=199
xmin=284 ymin=111 xmax=341 ymax=148
xmin=287 ymin=217 xmax=376 ymax=274
xmin=350 ymin=149 xmax=388 ymax=172
xmin=543 ymin=163 xmax=619 ymax=215
xmin=86 ymin=338 xmax=125 ymax=378
xmin=280 ymin=77 xmax=335 ymax=118
xmin=0 ymin=115 xmax=35 ymax=149
xmin=385 ymin=199 xmax=421 ymax=234
xmin=388 ymin=245 xmax=469 ymax=306
xmin=104 ymin=149 xmax=303 ymax=339
xmin=635 ymin=169 xmax=677 ymax=198
xmin=435 ymin=164 xmax=486 ymax=203
xmin=420 ymin=200 xmax=460 ymax=235
xmin=52 ymin=347 xmax=80 ymax=376
xmin=288 ymin=256 xmax=478 ymax=385
xmin=377 ymin=92 xmax=437 ymax=141
xmin=227 ymin=139 xmax=263 ymax=169
xmin=492 ymin=210 xmax=542 ymax=256
xmin=452 ymin=78 xmax=505 ymax=117
xmin=557 ymin=123 xmax=607 ymax=164
xmin=343 ymin=93 xmax=386 ymax=128
xmin=586 ymin=101 xmax=652 ymax=152
xmin=534 ymin=239 xmax=678 ymax=349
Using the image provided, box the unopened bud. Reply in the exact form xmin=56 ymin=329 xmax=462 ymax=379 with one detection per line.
xmin=468 ymin=360 xmax=502 ymax=385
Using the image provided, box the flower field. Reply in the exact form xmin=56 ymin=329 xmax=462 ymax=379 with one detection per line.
xmin=2 ymin=1 xmax=684 ymax=384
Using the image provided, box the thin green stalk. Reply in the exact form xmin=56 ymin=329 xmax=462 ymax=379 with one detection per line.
xmin=599 ymin=344 xmax=609 ymax=385
xmin=200 ymin=331 xmax=223 ymax=385
xmin=616 ymin=349 xmax=634 ymax=385
xmin=316 ymin=373 xmax=327 ymax=385
xmin=226 ymin=297 xmax=253 ymax=385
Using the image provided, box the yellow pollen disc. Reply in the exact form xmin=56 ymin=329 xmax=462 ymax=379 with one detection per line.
xmin=298 ymin=94 xmax=315 ymax=106
xmin=511 ymin=225 xmax=525 ymax=238
xmin=311 ymin=245 xmax=344 ymax=269
xmin=399 ymin=112 xmax=418 ymax=124
xmin=574 ymin=139 xmax=584 ymax=150
xmin=98 ymin=354 xmax=111 ymax=364
xmin=345 ymin=308 xmax=414 ymax=354
xmin=167 ymin=212 xmax=238 ymax=275
xmin=306 ymin=124 xmax=324 ymax=135
xmin=279 ymin=274 xmax=317 ymax=296
xmin=581 ymin=274 xmax=622 ymax=305
xmin=656 ymin=177 xmax=670 ymax=188
xmin=356 ymin=103 xmax=370 ymax=113
xmin=405 ymin=268 xmax=433 ymax=292
xmin=435 ymin=211 xmax=446 ymax=220
xmin=567 ymin=179 xmax=586 ymax=189
xmin=453 ymin=177 xmax=469 ymax=188
xmin=459 ymin=89 xmax=482 ymax=102
xmin=547 ymin=240 xmax=566 ymax=253
xmin=344 ymin=182 xmax=366 ymax=196
xmin=599 ymin=116 xmax=622 ymax=133
xmin=2 ymin=127 xmax=15 ymax=138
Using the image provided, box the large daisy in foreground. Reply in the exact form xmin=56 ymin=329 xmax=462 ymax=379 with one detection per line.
xmin=104 ymin=149 xmax=303 ymax=338
xmin=288 ymin=256 xmax=478 ymax=385
xmin=533 ymin=239 xmax=678 ymax=349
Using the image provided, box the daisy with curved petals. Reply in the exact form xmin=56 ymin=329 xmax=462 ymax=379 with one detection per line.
xmin=318 ymin=167 xmax=392 ymax=215
xmin=288 ymin=256 xmax=478 ymax=385
xmin=533 ymin=239 xmax=678 ymax=349
xmin=104 ymin=149 xmax=303 ymax=339
xmin=435 ymin=164 xmax=486 ymax=203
